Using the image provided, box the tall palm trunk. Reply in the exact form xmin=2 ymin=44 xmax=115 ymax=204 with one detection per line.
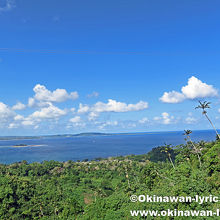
xmin=188 ymin=136 xmax=202 ymax=168
xmin=204 ymin=113 xmax=220 ymax=140
xmin=168 ymin=153 xmax=175 ymax=169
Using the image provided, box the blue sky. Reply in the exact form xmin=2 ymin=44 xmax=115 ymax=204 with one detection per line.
xmin=1 ymin=0 xmax=220 ymax=135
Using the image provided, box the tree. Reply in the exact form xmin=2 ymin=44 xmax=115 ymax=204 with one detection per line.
xmin=161 ymin=144 xmax=175 ymax=169
xmin=195 ymin=101 xmax=220 ymax=139
xmin=183 ymin=130 xmax=202 ymax=167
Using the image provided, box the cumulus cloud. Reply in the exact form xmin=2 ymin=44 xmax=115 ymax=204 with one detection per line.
xmin=0 ymin=102 xmax=39 ymax=129
xmin=21 ymin=119 xmax=35 ymax=126
xmin=12 ymin=102 xmax=26 ymax=110
xmin=92 ymin=99 xmax=148 ymax=113
xmin=154 ymin=112 xmax=175 ymax=125
xmin=0 ymin=102 xmax=17 ymax=128
xmin=0 ymin=84 xmax=150 ymax=132
xmin=160 ymin=91 xmax=185 ymax=103
xmin=68 ymin=116 xmax=86 ymax=128
xmin=182 ymin=76 xmax=218 ymax=99
xmin=78 ymin=99 xmax=148 ymax=113
xmin=0 ymin=102 xmax=15 ymax=126
xmin=77 ymin=99 xmax=148 ymax=121
xmin=10 ymin=104 xmax=67 ymax=128
xmin=33 ymin=84 xmax=78 ymax=103
xmin=28 ymin=97 xmax=36 ymax=107
xmin=27 ymin=84 xmax=78 ymax=108
xmin=160 ymin=76 xmax=218 ymax=103
xmin=78 ymin=103 xmax=90 ymax=113
xmin=0 ymin=102 xmax=14 ymax=117
xmin=88 ymin=112 xmax=99 ymax=121
xmin=30 ymin=104 xmax=67 ymax=119
xmin=70 ymin=116 xmax=81 ymax=123
xmin=8 ymin=123 xmax=18 ymax=129
xmin=14 ymin=114 xmax=24 ymax=121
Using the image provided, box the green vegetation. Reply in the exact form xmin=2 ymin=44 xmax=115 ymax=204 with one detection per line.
xmin=0 ymin=139 xmax=219 ymax=219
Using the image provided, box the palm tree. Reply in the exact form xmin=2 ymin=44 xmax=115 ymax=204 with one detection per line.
xmin=195 ymin=101 xmax=220 ymax=139
xmin=183 ymin=130 xmax=202 ymax=167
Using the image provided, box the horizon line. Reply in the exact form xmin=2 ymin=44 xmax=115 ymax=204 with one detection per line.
xmin=0 ymin=129 xmax=218 ymax=138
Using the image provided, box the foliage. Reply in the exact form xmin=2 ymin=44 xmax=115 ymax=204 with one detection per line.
xmin=0 ymin=141 xmax=219 ymax=219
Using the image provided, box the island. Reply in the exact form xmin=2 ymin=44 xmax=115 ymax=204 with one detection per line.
xmin=12 ymin=144 xmax=46 ymax=148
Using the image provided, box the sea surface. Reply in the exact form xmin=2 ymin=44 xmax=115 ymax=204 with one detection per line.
xmin=0 ymin=130 xmax=217 ymax=164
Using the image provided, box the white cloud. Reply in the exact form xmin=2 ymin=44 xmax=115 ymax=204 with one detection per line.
xmin=12 ymin=104 xmax=68 ymax=128
xmin=27 ymin=84 xmax=79 ymax=108
xmin=98 ymin=121 xmax=118 ymax=130
xmin=8 ymin=123 xmax=18 ymax=129
xmin=154 ymin=112 xmax=175 ymax=125
xmin=92 ymin=99 xmax=148 ymax=113
xmin=0 ymin=102 xmax=17 ymax=128
xmin=160 ymin=91 xmax=185 ymax=103
xmin=33 ymin=84 xmax=79 ymax=103
xmin=28 ymin=97 xmax=35 ymax=107
xmin=0 ymin=102 xmax=15 ymax=125
xmin=138 ymin=117 xmax=149 ymax=124
xmin=12 ymin=102 xmax=26 ymax=110
xmin=30 ymin=104 xmax=67 ymax=119
xmin=14 ymin=114 xmax=24 ymax=121
xmin=160 ymin=76 xmax=218 ymax=103
xmin=0 ymin=102 xmax=13 ymax=117
xmin=77 ymin=99 xmax=148 ymax=121
xmin=78 ymin=103 xmax=90 ymax=113
xmin=181 ymin=76 xmax=218 ymax=99
xmin=70 ymin=116 xmax=81 ymax=123
xmin=88 ymin=112 xmax=99 ymax=121
xmin=21 ymin=119 xmax=35 ymax=126
xmin=87 ymin=91 xmax=99 ymax=98
xmin=68 ymin=116 xmax=86 ymax=128
xmin=78 ymin=99 xmax=148 ymax=113
xmin=0 ymin=102 xmax=39 ymax=129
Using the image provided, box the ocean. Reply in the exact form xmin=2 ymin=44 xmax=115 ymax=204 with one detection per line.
xmin=0 ymin=130 xmax=217 ymax=164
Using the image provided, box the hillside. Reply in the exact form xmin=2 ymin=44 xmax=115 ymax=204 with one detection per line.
xmin=0 ymin=140 xmax=219 ymax=219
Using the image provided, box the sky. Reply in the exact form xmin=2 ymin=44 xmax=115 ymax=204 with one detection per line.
xmin=1 ymin=0 xmax=220 ymax=135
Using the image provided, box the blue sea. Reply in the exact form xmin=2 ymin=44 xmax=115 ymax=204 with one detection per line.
xmin=0 ymin=130 xmax=217 ymax=164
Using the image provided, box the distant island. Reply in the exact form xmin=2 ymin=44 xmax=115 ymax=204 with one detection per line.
xmin=0 ymin=130 xmax=215 ymax=141
xmin=13 ymin=144 xmax=28 ymax=147
xmin=12 ymin=144 xmax=46 ymax=148
xmin=0 ymin=132 xmax=110 ymax=141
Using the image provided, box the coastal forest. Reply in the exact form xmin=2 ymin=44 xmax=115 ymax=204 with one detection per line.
xmin=0 ymin=137 xmax=219 ymax=219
